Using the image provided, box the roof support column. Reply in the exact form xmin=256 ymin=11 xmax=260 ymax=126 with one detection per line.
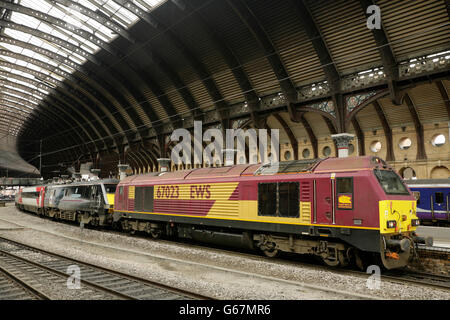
xmin=403 ymin=94 xmax=426 ymax=160
xmin=373 ymin=100 xmax=395 ymax=161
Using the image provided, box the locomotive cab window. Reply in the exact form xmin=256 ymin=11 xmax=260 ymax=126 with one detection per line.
xmin=374 ymin=170 xmax=409 ymax=195
xmin=336 ymin=177 xmax=353 ymax=210
xmin=258 ymin=182 xmax=299 ymax=218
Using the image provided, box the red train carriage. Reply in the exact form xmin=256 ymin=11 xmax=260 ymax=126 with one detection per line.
xmin=15 ymin=185 xmax=46 ymax=214
xmin=114 ymin=156 xmax=429 ymax=269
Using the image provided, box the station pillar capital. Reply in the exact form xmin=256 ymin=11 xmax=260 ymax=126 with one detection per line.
xmin=157 ymin=158 xmax=171 ymax=172
xmin=331 ymin=133 xmax=355 ymax=158
xmin=118 ymin=164 xmax=130 ymax=180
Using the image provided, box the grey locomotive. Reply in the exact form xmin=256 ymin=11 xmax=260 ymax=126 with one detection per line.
xmin=43 ymin=179 xmax=118 ymax=227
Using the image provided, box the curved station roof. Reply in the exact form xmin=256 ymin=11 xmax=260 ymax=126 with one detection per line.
xmin=0 ymin=0 xmax=449 ymax=177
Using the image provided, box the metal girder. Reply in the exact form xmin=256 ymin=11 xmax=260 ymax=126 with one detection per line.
xmin=322 ymin=115 xmax=339 ymax=157
xmin=128 ymin=149 xmax=145 ymax=173
xmin=43 ymin=0 xmax=179 ymax=132
xmin=112 ymin=1 xmax=201 ymax=123
xmin=351 ymin=117 xmax=365 ymax=156
xmin=273 ymin=113 xmax=298 ymax=160
xmin=0 ymin=114 xmax=24 ymax=127
xmin=289 ymin=0 xmax=340 ymax=87
xmin=227 ymin=0 xmax=299 ymax=123
xmin=359 ymin=0 xmax=400 ymax=105
xmin=0 ymin=1 xmax=116 ymax=55
xmin=0 ymin=40 xmax=128 ymax=143
xmin=403 ymin=93 xmax=426 ymax=160
xmin=289 ymin=0 xmax=346 ymax=132
xmin=0 ymin=14 xmax=141 ymax=144
xmin=0 ymin=19 xmax=98 ymax=65
xmin=124 ymin=0 xmax=232 ymax=132
xmin=299 ymin=113 xmax=318 ymax=159
xmin=51 ymin=0 xmax=135 ymax=43
xmin=436 ymin=80 xmax=450 ymax=119
xmin=0 ymin=50 xmax=116 ymax=147
xmin=173 ymin=0 xmax=262 ymax=126
xmin=372 ymin=100 xmax=395 ymax=161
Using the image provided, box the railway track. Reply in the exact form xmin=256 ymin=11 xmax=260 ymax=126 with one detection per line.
xmin=382 ymin=270 xmax=450 ymax=290
xmin=150 ymin=237 xmax=450 ymax=291
xmin=0 ymin=236 xmax=211 ymax=300
xmin=1 ymin=214 xmax=448 ymax=297
xmin=0 ymin=265 xmax=50 ymax=300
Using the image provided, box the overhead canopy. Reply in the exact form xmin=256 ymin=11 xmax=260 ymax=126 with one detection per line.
xmin=0 ymin=0 xmax=166 ymax=137
xmin=0 ymin=0 xmax=448 ymax=177
xmin=0 ymin=135 xmax=39 ymax=176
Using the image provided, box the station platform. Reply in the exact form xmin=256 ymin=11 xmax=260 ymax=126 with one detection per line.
xmin=416 ymin=226 xmax=450 ymax=248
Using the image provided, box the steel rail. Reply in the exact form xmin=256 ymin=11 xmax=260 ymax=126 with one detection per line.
xmin=0 ymin=265 xmax=51 ymax=300
xmin=0 ymin=236 xmax=212 ymax=300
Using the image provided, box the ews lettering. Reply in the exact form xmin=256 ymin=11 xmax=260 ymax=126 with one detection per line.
xmin=190 ymin=185 xmax=211 ymax=199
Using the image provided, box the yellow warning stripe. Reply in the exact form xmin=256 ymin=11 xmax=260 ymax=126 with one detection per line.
xmin=114 ymin=209 xmax=380 ymax=230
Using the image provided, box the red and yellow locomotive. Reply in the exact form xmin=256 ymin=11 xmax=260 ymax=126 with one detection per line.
xmin=114 ymin=156 xmax=430 ymax=269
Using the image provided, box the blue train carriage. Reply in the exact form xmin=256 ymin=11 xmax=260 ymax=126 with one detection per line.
xmin=406 ymin=179 xmax=450 ymax=225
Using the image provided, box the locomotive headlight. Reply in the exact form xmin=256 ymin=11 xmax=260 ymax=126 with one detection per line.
xmin=387 ymin=220 xmax=397 ymax=228
xmin=411 ymin=219 xmax=420 ymax=227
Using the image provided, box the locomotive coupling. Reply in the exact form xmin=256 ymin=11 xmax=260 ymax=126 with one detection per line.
xmin=386 ymin=238 xmax=411 ymax=252
xmin=412 ymin=235 xmax=433 ymax=247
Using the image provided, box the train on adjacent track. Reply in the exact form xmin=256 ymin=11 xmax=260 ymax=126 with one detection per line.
xmin=16 ymin=179 xmax=118 ymax=226
xmin=14 ymin=156 xmax=432 ymax=269
xmin=406 ymin=179 xmax=450 ymax=226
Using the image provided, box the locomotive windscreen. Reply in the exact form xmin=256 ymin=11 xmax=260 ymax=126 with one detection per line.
xmin=374 ymin=170 xmax=410 ymax=195
xmin=104 ymin=184 xmax=117 ymax=193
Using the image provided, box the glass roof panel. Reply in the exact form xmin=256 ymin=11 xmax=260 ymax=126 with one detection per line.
xmin=1 ymin=0 xmax=168 ymax=136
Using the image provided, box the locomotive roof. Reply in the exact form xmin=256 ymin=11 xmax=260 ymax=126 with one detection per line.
xmin=45 ymin=179 xmax=119 ymax=188
xmin=405 ymin=179 xmax=450 ymax=186
xmin=121 ymin=156 xmax=389 ymax=184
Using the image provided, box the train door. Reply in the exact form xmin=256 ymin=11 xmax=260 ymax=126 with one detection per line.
xmin=314 ymin=177 xmax=334 ymax=225
xmin=90 ymin=185 xmax=101 ymax=212
xmin=334 ymin=177 xmax=354 ymax=226
xmin=432 ymin=191 xmax=445 ymax=220
xmin=447 ymin=193 xmax=450 ymax=222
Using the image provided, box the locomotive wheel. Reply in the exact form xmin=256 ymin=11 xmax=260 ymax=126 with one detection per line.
xmin=262 ymin=248 xmax=279 ymax=258
xmin=150 ymin=230 xmax=161 ymax=239
xmin=355 ymin=251 xmax=365 ymax=270
xmin=322 ymin=256 xmax=340 ymax=267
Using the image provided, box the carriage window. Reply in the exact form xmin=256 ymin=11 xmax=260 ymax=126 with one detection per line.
xmin=413 ymin=191 xmax=420 ymax=205
xmin=337 ymin=177 xmax=354 ymax=210
xmin=278 ymin=182 xmax=299 ymax=218
xmin=119 ymin=186 xmax=123 ymax=195
xmin=258 ymin=183 xmax=277 ymax=216
xmin=435 ymin=192 xmax=444 ymax=204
